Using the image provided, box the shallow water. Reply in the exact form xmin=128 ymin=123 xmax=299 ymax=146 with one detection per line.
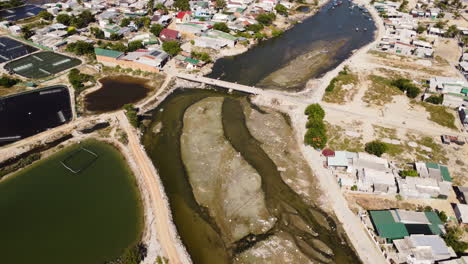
xmin=208 ymin=1 xmax=375 ymax=90
xmin=85 ymin=75 xmax=150 ymax=113
xmin=143 ymin=89 xmax=361 ymax=264
xmin=0 ymin=139 xmax=143 ymax=264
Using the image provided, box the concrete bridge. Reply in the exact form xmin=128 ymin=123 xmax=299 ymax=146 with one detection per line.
xmin=175 ymin=73 xmax=314 ymax=105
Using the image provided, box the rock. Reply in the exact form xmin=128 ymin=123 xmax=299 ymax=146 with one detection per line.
xmin=420 ymin=146 xmax=432 ymax=152
xmin=408 ymin=141 xmax=418 ymax=147
xmin=311 ymin=239 xmax=334 ymax=256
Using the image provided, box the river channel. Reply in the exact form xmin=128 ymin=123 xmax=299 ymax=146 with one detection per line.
xmin=208 ymin=0 xmax=375 ymax=90
xmin=142 ymin=88 xmax=360 ymax=264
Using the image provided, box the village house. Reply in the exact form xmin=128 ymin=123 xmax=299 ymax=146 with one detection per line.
xmin=439 ymin=256 xmax=468 ymax=264
xmin=454 ymin=203 xmax=468 ymax=224
xmin=175 ymin=23 xmax=209 ymax=38
xmin=175 ymin=11 xmax=192 ymax=23
xmin=159 ymin=28 xmax=181 ymax=42
xmin=429 ymin=77 xmax=468 ymax=94
xmin=392 ymin=235 xmax=455 ymax=263
xmin=94 ymin=47 xmax=169 ymax=72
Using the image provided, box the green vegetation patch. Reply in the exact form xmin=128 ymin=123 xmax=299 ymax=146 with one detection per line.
xmin=363 ymin=75 xmax=403 ymax=106
xmin=419 ymin=102 xmax=457 ymax=130
xmin=325 ymin=122 xmax=364 ymax=152
xmin=323 ymin=67 xmax=359 ymax=104
xmin=304 ymin=104 xmax=327 ymax=149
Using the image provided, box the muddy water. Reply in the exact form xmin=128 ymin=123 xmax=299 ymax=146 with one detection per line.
xmin=142 ymin=89 xmax=361 ymax=264
xmin=85 ymin=76 xmax=150 ymax=113
xmin=208 ymin=0 xmax=375 ymax=90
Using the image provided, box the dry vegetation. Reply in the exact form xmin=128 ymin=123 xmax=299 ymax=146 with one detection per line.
xmin=362 ymin=75 xmax=403 ymax=106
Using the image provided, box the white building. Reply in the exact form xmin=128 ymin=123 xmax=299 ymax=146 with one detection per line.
xmin=454 ymin=203 xmax=468 ymax=224
xmin=393 ymin=235 xmax=456 ymax=264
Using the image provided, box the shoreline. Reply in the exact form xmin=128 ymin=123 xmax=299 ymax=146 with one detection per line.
xmin=299 ymin=0 xmax=384 ymax=102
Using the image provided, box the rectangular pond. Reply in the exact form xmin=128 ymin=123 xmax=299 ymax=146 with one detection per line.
xmin=0 ymin=36 xmax=38 ymax=63
xmin=0 ymin=4 xmax=44 ymax=21
xmin=0 ymin=85 xmax=72 ymax=145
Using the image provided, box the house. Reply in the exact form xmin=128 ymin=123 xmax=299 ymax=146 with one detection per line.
xmin=9 ymin=25 xmax=21 ymax=35
xmin=459 ymin=107 xmax=468 ymax=125
xmin=394 ymin=41 xmax=415 ymax=56
xmin=454 ymin=203 xmax=468 ymax=224
xmin=175 ymin=11 xmax=192 ymax=23
xmin=428 ymin=27 xmax=446 ymax=36
xmin=393 ymin=235 xmax=455 ymax=263
xmin=175 ymin=22 xmax=209 ymax=37
xmin=95 ymin=48 xmax=169 ymax=72
xmin=443 ymin=93 xmax=467 ymax=108
xmin=326 ymin=151 xmax=357 ymax=170
xmin=439 ymin=256 xmax=468 ymax=264
xmin=159 ymin=28 xmax=180 ymax=42
xmin=369 ymin=209 xmax=444 ymax=243
xmin=356 ymin=167 xmax=398 ymax=194
xmin=429 ymin=77 xmax=468 ymax=94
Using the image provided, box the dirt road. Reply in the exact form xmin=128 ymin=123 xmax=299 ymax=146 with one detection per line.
xmin=117 ymin=112 xmax=191 ymax=264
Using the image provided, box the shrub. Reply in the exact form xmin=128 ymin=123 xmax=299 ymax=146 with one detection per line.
xmin=351 ymin=185 xmax=358 ymax=191
xmin=438 ymin=211 xmax=448 ymax=223
xmin=213 ymin=22 xmax=229 ymax=33
xmin=391 ymin=78 xmax=420 ymax=98
xmin=162 ymin=41 xmax=181 ymax=56
xmin=66 ymin=41 xmax=94 ymax=55
xmin=275 ymin=4 xmax=288 ymax=16
xmin=364 ymin=140 xmax=388 ymax=157
xmin=304 ymin=104 xmax=325 ymax=120
xmin=425 ymin=94 xmax=443 ymax=104
xmin=444 ymin=227 xmax=468 ymax=254
xmin=256 ymin=13 xmax=276 ymax=25
xmin=123 ymin=104 xmax=140 ymax=128
xmin=150 ymin=24 xmax=164 ymax=36
xmin=400 ymin=170 xmax=418 ymax=177
xmin=68 ymin=69 xmax=94 ymax=95
xmin=0 ymin=75 xmax=19 ymax=88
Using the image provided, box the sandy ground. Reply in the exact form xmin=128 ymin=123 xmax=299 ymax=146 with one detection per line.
xmin=117 ymin=111 xmax=192 ymax=264
xmin=180 ymin=97 xmax=275 ymax=243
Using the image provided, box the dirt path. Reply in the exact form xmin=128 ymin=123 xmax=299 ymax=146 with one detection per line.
xmin=117 ymin=112 xmax=191 ymax=264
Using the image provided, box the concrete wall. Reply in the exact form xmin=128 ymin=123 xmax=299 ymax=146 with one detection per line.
xmin=96 ymin=55 xmax=160 ymax=73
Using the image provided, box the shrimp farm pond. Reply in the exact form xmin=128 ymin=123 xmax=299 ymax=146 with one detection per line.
xmin=0 ymin=139 xmax=143 ymax=264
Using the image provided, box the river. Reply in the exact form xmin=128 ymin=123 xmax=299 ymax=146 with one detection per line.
xmin=208 ymin=0 xmax=375 ymax=90
xmin=142 ymin=88 xmax=361 ymax=264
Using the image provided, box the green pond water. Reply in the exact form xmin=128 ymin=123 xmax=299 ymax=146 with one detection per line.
xmin=142 ymin=88 xmax=361 ymax=264
xmin=0 ymin=139 xmax=143 ymax=264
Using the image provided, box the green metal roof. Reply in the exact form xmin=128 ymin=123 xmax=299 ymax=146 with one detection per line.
xmin=462 ymin=88 xmax=468 ymax=94
xmin=440 ymin=166 xmax=452 ymax=182
xmin=424 ymin=211 xmax=443 ymax=235
xmin=94 ymin=48 xmax=123 ymax=58
xmin=184 ymin=58 xmax=200 ymax=64
xmin=426 ymin=162 xmax=439 ymax=169
xmin=369 ymin=210 xmax=409 ymax=241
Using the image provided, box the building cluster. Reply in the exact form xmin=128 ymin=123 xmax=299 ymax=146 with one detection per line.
xmin=325 ymin=149 xmax=453 ymax=199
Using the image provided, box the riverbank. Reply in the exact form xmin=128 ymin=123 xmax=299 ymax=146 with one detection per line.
xmin=302 ymin=0 xmax=384 ymax=101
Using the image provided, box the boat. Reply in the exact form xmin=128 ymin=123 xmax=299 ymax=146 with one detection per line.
xmin=355 ymin=27 xmax=359 ymax=31
xmin=364 ymin=28 xmax=367 ymax=31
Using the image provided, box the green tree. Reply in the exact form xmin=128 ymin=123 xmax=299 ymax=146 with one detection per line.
xmin=123 ymin=104 xmax=140 ymax=128
xmin=91 ymin=27 xmax=105 ymax=39
xmin=38 ymin=11 xmax=54 ymax=21
xmin=150 ymin=24 xmax=164 ymax=36
xmin=128 ymin=40 xmax=144 ymax=52
xmin=256 ymin=13 xmax=276 ymax=25
xmin=435 ymin=20 xmax=447 ymax=29
xmin=365 ymin=140 xmax=388 ymax=157
xmin=174 ymin=0 xmax=190 ymax=10
xmin=0 ymin=75 xmax=19 ymax=88
xmin=154 ymin=3 xmax=167 ymax=12
xmin=213 ymin=22 xmax=229 ymax=32
xmin=110 ymin=33 xmax=123 ymax=41
xmin=398 ymin=0 xmax=408 ymax=11
xmin=162 ymin=41 xmax=181 ymax=56
xmin=425 ymin=94 xmax=443 ymax=104
xmin=304 ymin=104 xmax=325 ymax=120
xmin=443 ymin=227 xmax=468 ymax=254
xmin=215 ymin=0 xmax=226 ymax=9
xmin=147 ymin=0 xmax=154 ymax=15
xmin=275 ymin=4 xmax=288 ymax=16
xmin=416 ymin=23 xmax=427 ymax=34
xmin=68 ymin=68 xmax=94 ymax=95
xmin=66 ymin=41 xmax=94 ymax=55
xmin=304 ymin=122 xmax=327 ymax=149
xmin=245 ymin=23 xmax=264 ymax=33
xmin=56 ymin=13 xmax=71 ymax=25
xmin=444 ymin=24 xmax=459 ymax=38
xmin=21 ymin=25 xmax=33 ymax=39
xmin=120 ymin=17 xmax=131 ymax=27
xmin=438 ymin=211 xmax=448 ymax=223
xmin=391 ymin=78 xmax=420 ymax=98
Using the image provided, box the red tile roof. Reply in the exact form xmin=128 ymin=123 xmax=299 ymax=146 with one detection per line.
xmin=176 ymin=11 xmax=191 ymax=19
xmin=160 ymin=28 xmax=179 ymax=41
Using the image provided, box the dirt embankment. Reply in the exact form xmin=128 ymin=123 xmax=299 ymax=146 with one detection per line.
xmin=180 ymin=97 xmax=276 ymax=243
